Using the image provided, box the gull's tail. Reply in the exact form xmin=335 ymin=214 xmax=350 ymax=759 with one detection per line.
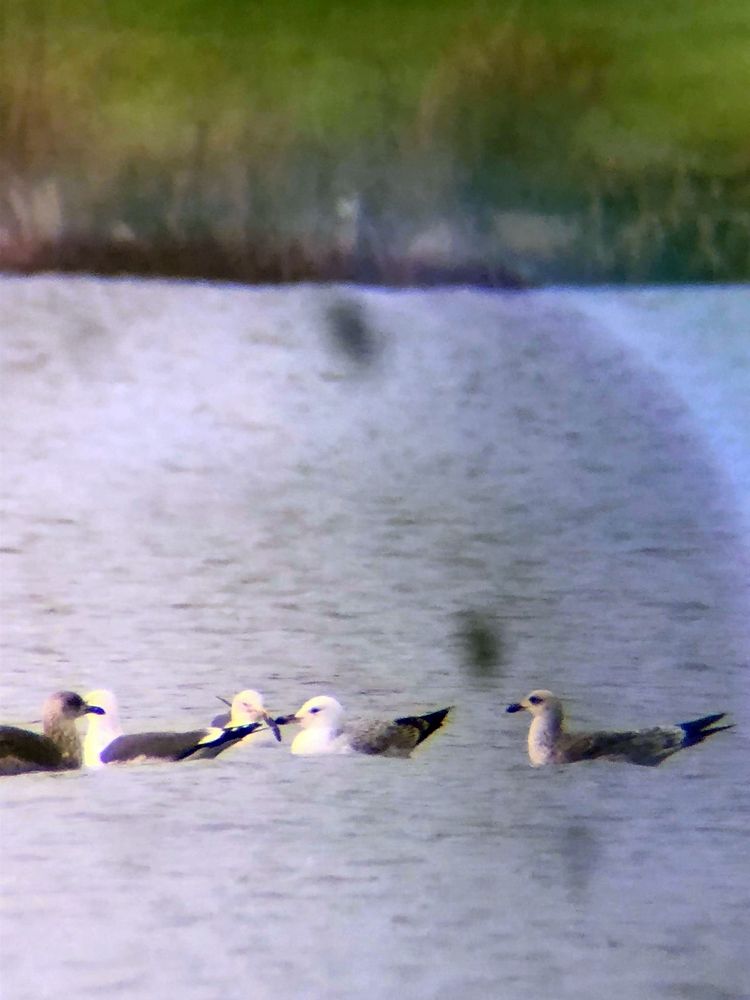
xmin=395 ymin=707 xmax=452 ymax=747
xmin=678 ymin=712 xmax=733 ymax=748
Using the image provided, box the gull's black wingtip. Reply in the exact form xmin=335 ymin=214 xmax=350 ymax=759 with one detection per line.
xmin=395 ymin=706 xmax=452 ymax=747
xmin=174 ymin=721 xmax=263 ymax=762
xmin=678 ymin=712 xmax=733 ymax=748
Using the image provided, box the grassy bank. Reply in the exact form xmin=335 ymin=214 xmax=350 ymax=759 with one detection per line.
xmin=1 ymin=0 xmax=748 ymax=284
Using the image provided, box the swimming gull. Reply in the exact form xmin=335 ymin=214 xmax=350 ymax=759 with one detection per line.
xmin=506 ymin=689 xmax=732 ymax=766
xmin=276 ymin=695 xmax=451 ymax=756
xmin=1 ymin=691 xmax=105 ymax=776
xmin=210 ymin=689 xmax=282 ymax=745
xmin=83 ymin=689 xmax=272 ymax=766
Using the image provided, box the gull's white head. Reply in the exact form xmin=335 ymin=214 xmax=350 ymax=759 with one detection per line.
xmin=292 ymin=695 xmax=344 ymax=730
xmin=506 ymin=690 xmax=564 ymax=726
xmin=83 ymin=689 xmax=123 ymax=767
xmin=230 ymin=689 xmax=267 ymax=725
xmin=85 ymin=689 xmax=120 ymax=723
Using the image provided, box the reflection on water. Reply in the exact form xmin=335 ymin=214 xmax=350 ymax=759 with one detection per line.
xmin=1 ymin=277 xmax=749 ymax=1000
xmin=454 ymin=608 xmax=507 ymax=682
xmin=322 ymin=294 xmax=385 ymax=370
xmin=557 ymin=821 xmax=601 ymax=901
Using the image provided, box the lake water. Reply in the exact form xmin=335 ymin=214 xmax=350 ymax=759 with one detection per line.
xmin=1 ymin=276 xmax=749 ymax=1000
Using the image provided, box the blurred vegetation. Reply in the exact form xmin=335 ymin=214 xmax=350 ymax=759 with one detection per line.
xmin=1 ymin=0 xmax=748 ymax=284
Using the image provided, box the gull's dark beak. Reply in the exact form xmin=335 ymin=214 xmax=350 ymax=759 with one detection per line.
xmin=506 ymin=703 xmax=524 ymax=713
xmin=86 ymin=704 xmax=106 ymax=715
xmin=273 ymin=714 xmax=298 ymax=726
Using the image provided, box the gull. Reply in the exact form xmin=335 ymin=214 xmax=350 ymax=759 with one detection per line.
xmin=0 ymin=691 xmax=105 ymax=776
xmin=210 ymin=689 xmax=282 ymax=745
xmin=83 ymin=689 xmax=273 ymax=767
xmin=277 ymin=695 xmax=451 ymax=756
xmin=506 ymin=689 xmax=732 ymax=767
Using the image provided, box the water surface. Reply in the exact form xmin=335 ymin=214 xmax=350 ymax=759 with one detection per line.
xmin=1 ymin=277 xmax=748 ymax=1000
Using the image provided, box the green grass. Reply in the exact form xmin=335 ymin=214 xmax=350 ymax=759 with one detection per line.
xmin=1 ymin=0 xmax=748 ymax=283
xmin=25 ymin=0 xmax=742 ymax=165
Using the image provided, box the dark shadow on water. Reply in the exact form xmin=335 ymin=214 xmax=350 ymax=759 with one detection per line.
xmin=454 ymin=610 xmax=507 ymax=684
xmin=322 ymin=297 xmax=384 ymax=372
xmin=557 ymin=822 xmax=601 ymax=903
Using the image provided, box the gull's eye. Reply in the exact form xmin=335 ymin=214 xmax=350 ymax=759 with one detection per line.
xmin=528 ymin=695 xmax=543 ymax=706
xmin=309 ymin=707 xmax=322 ymax=714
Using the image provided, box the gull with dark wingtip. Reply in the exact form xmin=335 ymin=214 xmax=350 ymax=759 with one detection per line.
xmin=83 ymin=689 xmax=275 ymax=767
xmin=0 ymin=691 xmax=105 ymax=776
xmin=276 ymin=695 xmax=451 ymax=756
xmin=506 ymin=689 xmax=732 ymax=767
